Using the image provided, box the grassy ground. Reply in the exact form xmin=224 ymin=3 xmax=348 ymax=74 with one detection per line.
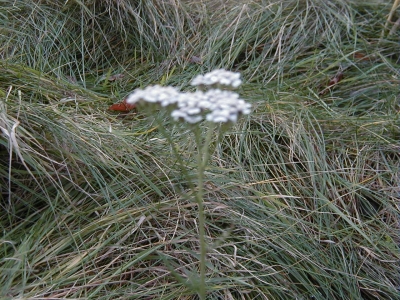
xmin=1 ymin=0 xmax=399 ymax=299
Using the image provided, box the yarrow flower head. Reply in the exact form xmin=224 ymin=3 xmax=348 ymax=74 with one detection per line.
xmin=124 ymin=70 xmax=250 ymax=124
xmin=170 ymin=91 xmax=210 ymax=124
xmin=126 ymin=85 xmax=180 ymax=107
xmin=170 ymin=89 xmax=250 ymax=124
xmin=204 ymin=89 xmax=251 ymax=123
xmin=191 ymin=69 xmax=242 ymax=88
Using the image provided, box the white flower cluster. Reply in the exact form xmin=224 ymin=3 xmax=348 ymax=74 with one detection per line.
xmin=125 ymin=69 xmax=251 ymax=124
xmin=191 ymin=69 xmax=242 ymax=88
xmin=204 ymin=89 xmax=251 ymax=123
xmin=170 ymin=91 xmax=210 ymax=124
xmin=126 ymin=85 xmax=180 ymax=107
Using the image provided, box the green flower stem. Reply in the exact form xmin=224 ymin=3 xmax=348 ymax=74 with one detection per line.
xmin=194 ymin=123 xmax=216 ymax=300
xmin=151 ymin=113 xmax=196 ymax=192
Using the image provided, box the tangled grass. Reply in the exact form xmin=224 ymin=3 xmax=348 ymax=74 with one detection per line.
xmin=1 ymin=0 xmax=399 ymax=299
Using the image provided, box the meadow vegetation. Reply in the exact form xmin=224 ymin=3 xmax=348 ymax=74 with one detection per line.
xmin=0 ymin=0 xmax=399 ymax=299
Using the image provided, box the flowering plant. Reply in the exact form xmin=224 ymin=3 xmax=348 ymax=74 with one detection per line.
xmin=126 ymin=69 xmax=250 ymax=124
xmin=126 ymin=69 xmax=250 ymax=299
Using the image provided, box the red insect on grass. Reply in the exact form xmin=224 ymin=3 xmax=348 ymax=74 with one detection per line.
xmin=108 ymin=97 xmax=136 ymax=112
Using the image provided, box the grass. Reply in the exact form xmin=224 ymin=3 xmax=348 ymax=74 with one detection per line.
xmin=1 ymin=0 xmax=399 ymax=299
